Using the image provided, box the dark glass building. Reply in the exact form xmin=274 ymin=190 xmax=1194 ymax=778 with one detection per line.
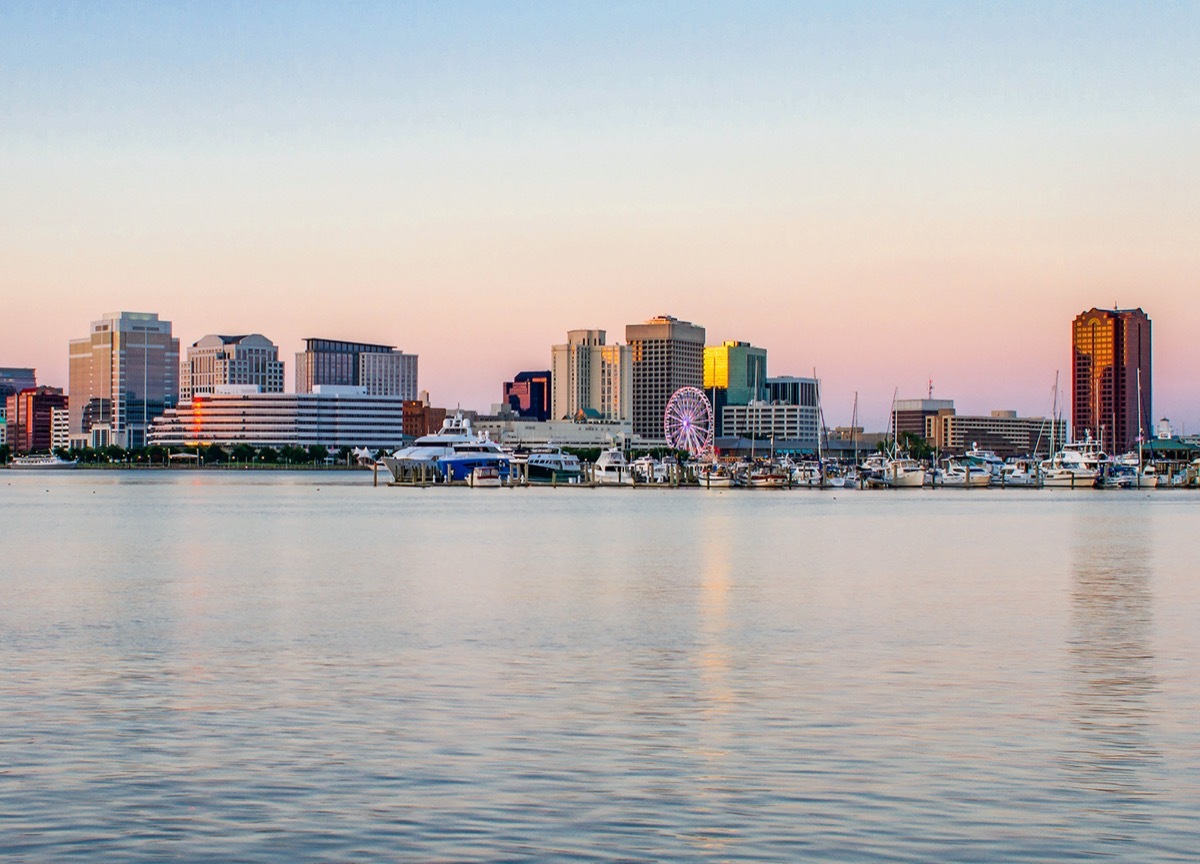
xmin=295 ymin=338 xmax=396 ymax=393
xmin=503 ymin=371 xmax=552 ymax=421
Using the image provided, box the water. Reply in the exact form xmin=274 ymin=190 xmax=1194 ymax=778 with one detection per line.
xmin=2 ymin=471 xmax=1198 ymax=861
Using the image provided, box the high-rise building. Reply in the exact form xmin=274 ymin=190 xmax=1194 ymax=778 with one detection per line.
xmin=704 ymin=341 xmax=767 ymax=435
xmin=550 ymin=330 xmax=632 ymax=422
xmin=626 ymin=315 xmax=705 ymax=440
xmin=0 ymin=367 xmax=37 ymax=400
xmin=181 ymin=334 xmax=285 ymax=400
xmin=69 ymin=312 xmax=180 ymax=449
xmin=5 ymin=387 xmax=68 ymax=454
xmin=295 ymin=338 xmax=416 ymax=397
xmin=503 ymin=371 xmax=552 ymax=421
xmin=359 ymin=350 xmax=418 ymax=398
xmin=1072 ymin=307 xmax=1152 ymax=453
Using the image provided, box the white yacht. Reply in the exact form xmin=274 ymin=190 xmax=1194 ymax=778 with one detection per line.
xmin=631 ymin=455 xmax=668 ymax=484
xmin=929 ymin=458 xmax=992 ymax=488
xmin=1039 ymin=450 xmax=1098 ymax=488
xmin=381 ymin=413 xmax=511 ymax=483
xmin=592 ymin=448 xmax=634 ymax=486
xmin=1041 ymin=434 xmax=1107 ymax=488
xmin=963 ymin=444 xmax=1005 ymax=479
xmin=1000 ymin=458 xmax=1041 ymax=487
xmin=880 ymin=457 xmax=926 ymax=488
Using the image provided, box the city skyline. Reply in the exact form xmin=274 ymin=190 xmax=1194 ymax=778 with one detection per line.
xmin=3 ymin=3 xmax=1198 ymax=433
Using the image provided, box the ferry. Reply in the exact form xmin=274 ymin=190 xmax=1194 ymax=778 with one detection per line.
xmin=8 ymin=454 xmax=78 ymax=469
xmin=524 ymin=446 xmax=582 ymax=484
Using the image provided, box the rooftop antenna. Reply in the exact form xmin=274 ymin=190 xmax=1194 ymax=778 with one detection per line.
xmin=927 ymin=377 xmax=933 ymax=399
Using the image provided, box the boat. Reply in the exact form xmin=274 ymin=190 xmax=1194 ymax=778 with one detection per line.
xmin=468 ymin=465 xmax=502 ymax=487
xmin=1040 ymin=433 xmax=1108 ymax=488
xmin=747 ymin=463 xmax=788 ymax=488
xmin=880 ymin=457 xmax=926 ymax=488
xmin=525 ymin=446 xmax=582 ymax=484
xmin=592 ymin=447 xmax=634 ymax=486
xmin=381 ymin=413 xmax=510 ymax=483
xmin=631 ymin=455 xmax=668 ymax=484
xmin=789 ymin=461 xmax=823 ymax=488
xmin=929 ymin=458 xmax=991 ymax=488
xmin=697 ymin=462 xmax=736 ymax=488
xmin=1000 ymin=458 xmax=1041 ymax=487
xmin=963 ymin=444 xmax=1005 ymax=479
xmin=1039 ymin=449 xmax=1098 ymax=488
xmin=8 ymin=454 xmax=78 ymax=469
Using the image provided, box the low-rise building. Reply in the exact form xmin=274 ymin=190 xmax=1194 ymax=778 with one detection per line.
xmin=721 ymin=402 xmax=819 ymax=450
xmin=149 ymin=387 xmax=408 ymax=449
xmin=926 ymin=409 xmax=1067 ymax=458
xmin=473 ymin=416 xmax=634 ymax=448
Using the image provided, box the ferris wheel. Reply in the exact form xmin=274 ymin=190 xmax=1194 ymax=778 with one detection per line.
xmin=664 ymin=387 xmax=714 ymax=457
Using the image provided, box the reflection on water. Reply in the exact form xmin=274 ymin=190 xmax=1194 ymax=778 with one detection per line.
xmin=1065 ymin=511 xmax=1160 ymax=840
xmin=2 ymin=474 xmax=1199 ymax=862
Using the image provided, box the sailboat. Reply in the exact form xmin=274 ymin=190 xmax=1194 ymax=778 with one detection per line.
xmin=881 ymin=388 xmax=925 ymax=488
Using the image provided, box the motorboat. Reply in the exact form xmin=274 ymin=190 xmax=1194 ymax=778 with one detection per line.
xmin=1039 ymin=449 xmax=1098 ymax=488
xmin=880 ymin=457 xmax=926 ymax=488
xmin=1000 ymin=458 xmax=1041 ymax=487
xmin=593 ymin=448 xmax=634 ymax=486
xmin=697 ymin=462 xmax=736 ymax=488
xmin=929 ymin=458 xmax=991 ymax=488
xmin=747 ymin=463 xmax=788 ymax=488
xmin=468 ymin=465 xmax=502 ymax=487
xmin=525 ymin=446 xmax=582 ymax=484
xmin=631 ymin=455 xmax=668 ymax=484
xmin=963 ymin=444 xmax=1005 ymax=479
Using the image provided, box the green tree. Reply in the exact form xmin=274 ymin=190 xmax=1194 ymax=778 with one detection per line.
xmin=0 ymin=444 xmax=11 ymax=464
xmin=307 ymin=444 xmax=329 ymax=464
xmin=279 ymin=445 xmax=307 ymax=465
xmin=230 ymin=443 xmax=256 ymax=464
xmin=104 ymin=445 xmax=126 ymax=463
xmin=202 ymin=445 xmax=228 ymax=465
xmin=257 ymin=446 xmax=280 ymax=464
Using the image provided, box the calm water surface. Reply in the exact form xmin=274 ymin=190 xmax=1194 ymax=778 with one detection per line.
xmin=2 ymin=471 xmax=1198 ymax=861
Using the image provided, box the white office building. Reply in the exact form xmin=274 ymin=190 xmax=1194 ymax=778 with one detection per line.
xmin=149 ymin=387 xmax=408 ymax=449
xmin=359 ymin=351 xmax=418 ymax=398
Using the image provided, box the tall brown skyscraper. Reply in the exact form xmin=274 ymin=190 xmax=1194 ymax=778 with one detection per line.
xmin=1072 ymin=307 xmax=1151 ymax=454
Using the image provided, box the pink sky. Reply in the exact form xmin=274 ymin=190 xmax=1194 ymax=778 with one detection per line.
xmin=3 ymin=4 xmax=1198 ymax=432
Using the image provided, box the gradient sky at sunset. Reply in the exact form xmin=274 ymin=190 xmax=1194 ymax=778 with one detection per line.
xmin=3 ymin=2 xmax=1198 ymax=432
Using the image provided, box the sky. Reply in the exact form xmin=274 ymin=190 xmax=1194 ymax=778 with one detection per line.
xmin=3 ymin=1 xmax=1198 ymax=432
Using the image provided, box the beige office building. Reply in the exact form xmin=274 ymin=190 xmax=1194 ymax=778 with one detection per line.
xmin=69 ymin=311 xmax=180 ymax=449
xmin=181 ymin=334 xmax=285 ymax=400
xmin=550 ymin=329 xmax=632 ymax=423
xmin=626 ymin=315 xmax=705 ymax=440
